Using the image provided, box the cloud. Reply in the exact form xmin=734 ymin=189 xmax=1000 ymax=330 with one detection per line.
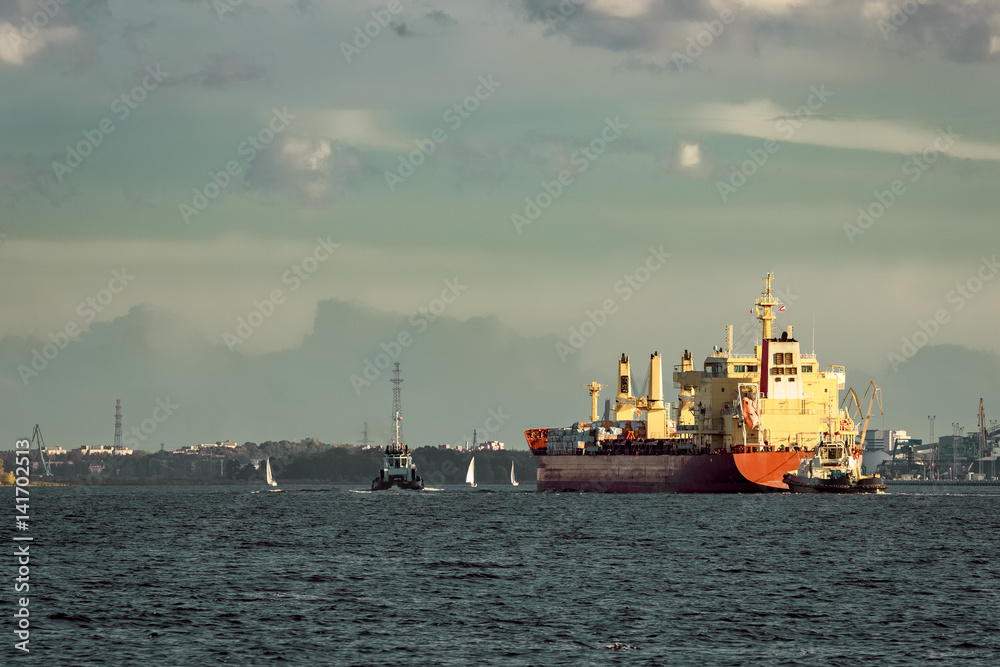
xmin=0 ymin=23 xmax=80 ymax=65
xmin=652 ymin=138 xmax=722 ymax=180
xmin=295 ymin=109 xmax=412 ymax=152
xmin=0 ymin=155 xmax=77 ymax=208
xmin=515 ymin=0 xmax=1000 ymax=64
xmin=694 ymin=98 xmax=1000 ymax=161
xmin=865 ymin=1 xmax=1000 ymax=62
xmin=198 ymin=53 xmax=268 ymax=88
xmin=0 ymin=0 xmax=107 ymax=68
xmin=425 ymin=10 xmax=458 ymax=26
xmin=245 ymin=133 xmax=373 ymax=203
xmin=679 ymin=141 xmax=702 ymax=168
xmin=516 ymin=0 xmax=749 ymax=52
xmin=0 ymin=299 xmax=589 ymax=450
xmin=439 ymin=130 xmax=640 ymax=186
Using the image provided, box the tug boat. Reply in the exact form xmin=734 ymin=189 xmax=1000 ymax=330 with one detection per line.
xmin=783 ymin=423 xmax=886 ymax=494
xmin=371 ymin=412 xmax=424 ymax=491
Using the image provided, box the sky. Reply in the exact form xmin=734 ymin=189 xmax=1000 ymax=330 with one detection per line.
xmin=2 ymin=0 xmax=999 ymax=450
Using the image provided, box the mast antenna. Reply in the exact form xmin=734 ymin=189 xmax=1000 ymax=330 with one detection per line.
xmin=754 ymin=272 xmax=783 ymax=341
xmin=812 ymin=312 xmax=816 ymax=357
xmin=391 ymin=363 xmax=403 ymax=445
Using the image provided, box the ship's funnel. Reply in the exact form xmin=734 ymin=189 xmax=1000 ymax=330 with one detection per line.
xmin=614 ymin=353 xmax=636 ymax=421
xmin=617 ymin=353 xmax=631 ymax=398
xmin=646 ymin=352 xmax=667 ymax=438
xmin=648 ymin=352 xmax=664 ymax=405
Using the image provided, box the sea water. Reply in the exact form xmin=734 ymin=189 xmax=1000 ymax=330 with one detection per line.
xmin=21 ymin=485 xmax=1000 ymax=665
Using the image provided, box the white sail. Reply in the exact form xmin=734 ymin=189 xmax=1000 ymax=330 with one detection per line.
xmin=265 ymin=458 xmax=277 ymax=487
xmin=466 ymin=457 xmax=476 ymax=487
xmin=510 ymin=462 xmax=518 ymax=486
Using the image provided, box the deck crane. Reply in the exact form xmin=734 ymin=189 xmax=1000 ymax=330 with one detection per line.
xmin=840 ymin=381 xmax=883 ymax=459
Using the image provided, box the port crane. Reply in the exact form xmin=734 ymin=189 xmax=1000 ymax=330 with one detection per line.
xmin=30 ymin=424 xmax=53 ymax=477
xmin=978 ymin=398 xmax=995 ymax=480
xmin=840 ymin=381 xmax=883 ymax=458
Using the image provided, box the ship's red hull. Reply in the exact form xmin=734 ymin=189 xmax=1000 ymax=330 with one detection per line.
xmin=535 ymin=451 xmax=808 ymax=493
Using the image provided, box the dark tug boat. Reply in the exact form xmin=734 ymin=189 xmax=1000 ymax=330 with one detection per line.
xmin=371 ymin=412 xmax=424 ymax=491
xmin=782 ymin=425 xmax=886 ymax=494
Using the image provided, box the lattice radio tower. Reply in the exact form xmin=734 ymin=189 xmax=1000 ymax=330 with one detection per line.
xmin=391 ymin=363 xmax=403 ymax=444
xmin=928 ymin=415 xmax=937 ymax=479
xmin=114 ymin=399 xmax=122 ymax=448
xmin=359 ymin=422 xmax=374 ymax=447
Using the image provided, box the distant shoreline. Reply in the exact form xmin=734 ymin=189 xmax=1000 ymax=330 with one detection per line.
xmin=886 ymin=479 xmax=1000 ymax=487
xmin=16 ymin=480 xmax=525 ymax=487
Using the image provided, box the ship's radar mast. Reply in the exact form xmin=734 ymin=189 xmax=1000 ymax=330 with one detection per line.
xmin=391 ymin=362 xmax=403 ymax=446
xmin=754 ymin=272 xmax=784 ymax=341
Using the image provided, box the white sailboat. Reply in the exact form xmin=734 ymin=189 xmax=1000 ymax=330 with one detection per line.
xmin=265 ymin=458 xmax=277 ymax=487
xmin=466 ymin=457 xmax=476 ymax=488
xmin=510 ymin=462 xmax=519 ymax=487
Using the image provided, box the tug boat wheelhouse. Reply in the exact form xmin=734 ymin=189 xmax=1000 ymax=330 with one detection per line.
xmin=371 ymin=412 xmax=424 ymax=491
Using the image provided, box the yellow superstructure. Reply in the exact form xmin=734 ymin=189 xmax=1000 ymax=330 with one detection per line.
xmin=671 ymin=273 xmax=851 ymax=453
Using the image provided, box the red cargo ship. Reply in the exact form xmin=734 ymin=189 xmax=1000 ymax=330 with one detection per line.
xmin=526 ymin=274 xmax=853 ymax=493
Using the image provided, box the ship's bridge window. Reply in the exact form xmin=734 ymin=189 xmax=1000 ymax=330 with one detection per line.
xmin=734 ymin=365 xmax=745 ymax=372
xmin=802 ymin=365 xmax=813 ymax=373
xmin=747 ymin=365 xmax=757 ymax=373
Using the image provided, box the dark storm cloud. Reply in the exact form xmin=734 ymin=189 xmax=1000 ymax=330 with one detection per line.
xmin=515 ymin=0 xmax=725 ymax=52
xmin=514 ymin=0 xmax=1000 ymax=64
xmin=884 ymin=1 xmax=1000 ymax=63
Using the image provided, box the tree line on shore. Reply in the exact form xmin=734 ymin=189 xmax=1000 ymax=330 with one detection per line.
xmin=0 ymin=441 xmax=538 ymax=485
